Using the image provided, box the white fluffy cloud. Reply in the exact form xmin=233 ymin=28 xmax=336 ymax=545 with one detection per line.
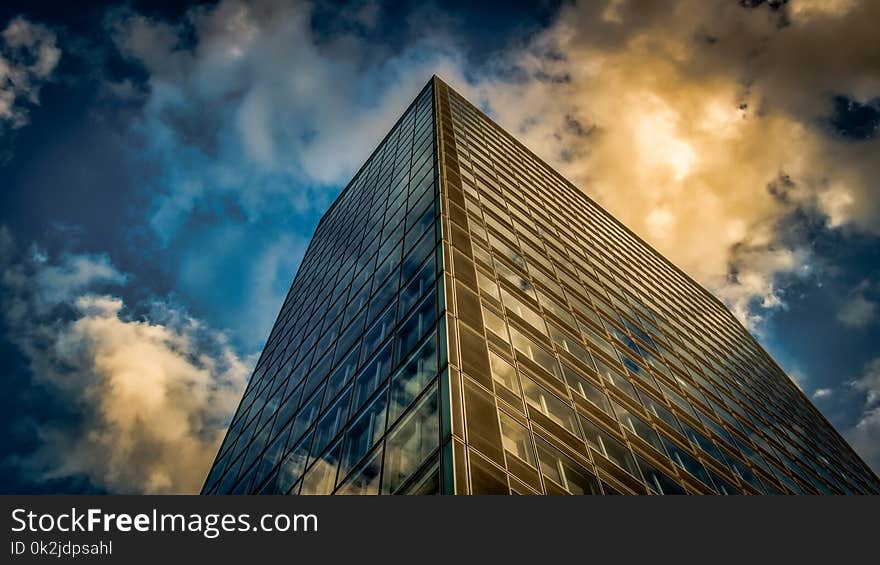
xmin=0 ymin=16 xmax=60 ymax=128
xmin=1 ymin=229 xmax=249 ymax=493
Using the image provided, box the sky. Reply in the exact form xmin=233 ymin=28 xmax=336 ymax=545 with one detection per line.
xmin=0 ymin=0 xmax=878 ymax=493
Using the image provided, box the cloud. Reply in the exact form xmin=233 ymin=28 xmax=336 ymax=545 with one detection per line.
xmin=106 ymin=0 xmax=463 ymax=241
xmin=445 ymin=0 xmax=880 ymax=330
xmin=106 ymin=0 xmax=880 ymax=336
xmin=812 ymin=388 xmax=833 ymax=399
xmin=0 ymin=16 xmax=61 ymax=129
xmin=1 ymin=232 xmax=249 ymax=494
xmin=836 ymin=280 xmax=877 ymax=328
xmin=847 ymin=358 xmax=880 ymax=473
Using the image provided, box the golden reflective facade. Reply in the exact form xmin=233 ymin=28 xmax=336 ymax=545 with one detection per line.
xmin=203 ymin=77 xmax=880 ymax=495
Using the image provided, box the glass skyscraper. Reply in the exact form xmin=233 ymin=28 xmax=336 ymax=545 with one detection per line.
xmin=202 ymin=77 xmax=880 ymax=495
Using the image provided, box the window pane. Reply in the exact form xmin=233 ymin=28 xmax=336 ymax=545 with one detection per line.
xmin=289 ymin=391 xmax=322 ymax=447
xmin=341 ymin=387 xmax=388 ymax=478
xmin=312 ymin=388 xmax=351 ymax=457
xmin=382 ymin=388 xmax=439 ymax=494
xmin=300 ymin=438 xmax=342 ymax=495
xmin=482 ymin=306 xmax=508 ymax=341
xmin=510 ymin=327 xmax=561 ymax=379
xmin=395 ymin=291 xmax=437 ymax=365
xmin=580 ymin=416 xmax=640 ymax=478
xmin=489 ymin=350 xmax=518 ymax=392
xmin=637 ymin=455 xmax=686 ymax=495
xmin=400 ymin=255 xmax=435 ymax=316
xmin=535 ymin=437 xmax=600 ymax=495
xmin=521 ymin=376 xmax=580 ymax=437
xmin=664 ymin=439 xmax=713 ymax=488
xmin=336 ymin=446 xmax=383 ymax=495
xmin=361 ymin=303 xmax=396 ymax=362
xmin=276 ymin=430 xmax=313 ymax=494
xmin=613 ymin=401 xmax=665 ymax=453
xmin=500 ymin=411 xmax=535 ymax=466
xmin=562 ymin=364 xmax=612 ymax=415
xmin=353 ymin=340 xmax=393 ymax=412
xmin=389 ymin=332 xmax=438 ymax=423
xmin=501 ymin=289 xmax=546 ymax=334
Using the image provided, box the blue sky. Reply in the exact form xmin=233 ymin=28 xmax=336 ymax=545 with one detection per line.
xmin=0 ymin=0 xmax=878 ymax=493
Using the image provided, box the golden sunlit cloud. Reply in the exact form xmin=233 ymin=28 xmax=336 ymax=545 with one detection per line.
xmin=439 ymin=0 xmax=880 ymax=331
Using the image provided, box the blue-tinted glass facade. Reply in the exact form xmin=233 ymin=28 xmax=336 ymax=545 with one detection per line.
xmin=202 ymin=81 xmax=443 ymax=495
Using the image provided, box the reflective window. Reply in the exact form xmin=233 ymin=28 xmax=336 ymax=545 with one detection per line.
xmin=580 ymin=417 xmax=640 ymax=479
xmin=521 ymin=376 xmax=580 ymax=437
xmin=382 ymin=388 xmax=440 ymax=494
xmin=563 ymin=365 xmax=613 ymax=415
xmin=389 ymin=332 xmax=438 ymax=423
xmin=510 ymin=327 xmax=561 ymax=380
xmin=341 ymin=387 xmax=388 ymax=478
xmin=535 ymin=437 xmax=600 ymax=495
xmin=499 ymin=411 xmax=535 ymax=466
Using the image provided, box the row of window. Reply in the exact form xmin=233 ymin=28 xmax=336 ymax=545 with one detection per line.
xmin=440 ymin=84 xmax=878 ymax=494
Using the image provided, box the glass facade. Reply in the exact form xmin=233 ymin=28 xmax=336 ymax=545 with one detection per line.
xmin=202 ymin=77 xmax=880 ymax=495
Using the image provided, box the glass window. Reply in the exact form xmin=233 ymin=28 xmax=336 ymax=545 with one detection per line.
xmin=637 ymin=455 xmax=686 ymax=495
xmin=353 ymin=340 xmax=393 ymax=413
xmin=389 ymin=332 xmax=438 ymax=423
xmin=300 ymin=438 xmax=342 ymax=495
xmin=535 ymin=437 xmax=600 ymax=495
xmin=612 ymin=401 xmax=665 ymax=453
xmin=402 ymin=231 xmax=434 ymax=282
xmin=341 ymin=387 xmax=388 ymax=478
xmin=581 ymin=325 xmax=618 ymax=360
xmin=489 ymin=350 xmax=518 ymax=392
xmin=501 ymin=289 xmax=546 ymax=334
xmin=595 ymin=358 xmax=639 ymax=400
xmin=562 ymin=364 xmax=613 ymax=415
xmin=361 ymin=303 xmax=396 ymax=362
xmin=382 ymin=388 xmax=440 ymax=494
xmin=272 ymin=384 xmax=305 ymax=434
xmin=510 ymin=327 xmax=561 ymax=380
xmin=367 ymin=278 xmax=397 ymax=326
xmin=660 ymin=383 xmax=697 ymax=420
xmin=482 ymin=306 xmax=509 ymax=341
xmin=336 ymin=444 xmax=383 ymax=495
xmin=521 ymin=376 xmax=580 ymax=437
xmin=494 ymin=260 xmax=535 ymax=299
xmin=399 ymin=255 xmax=435 ymax=316
xmin=641 ymin=393 xmax=682 ymax=432
xmin=289 ymin=390 xmax=322 ymax=447
xmin=499 ymin=411 xmax=535 ymax=466
xmin=549 ymin=324 xmax=592 ymax=367
xmin=373 ymin=242 xmax=402 ymax=286
xmin=276 ymin=429 xmax=313 ymax=494
xmin=477 ymin=270 xmax=500 ymax=300
xmin=311 ymin=388 xmax=352 ymax=457
xmin=663 ymin=439 xmax=713 ymax=488
xmin=336 ymin=310 xmax=366 ymax=360
xmin=325 ymin=345 xmax=359 ymax=408
xmin=469 ymin=451 xmax=509 ymax=494
xmin=395 ymin=291 xmax=437 ymax=365
xmin=579 ymin=416 xmax=640 ymax=478
xmin=681 ymin=422 xmax=724 ymax=464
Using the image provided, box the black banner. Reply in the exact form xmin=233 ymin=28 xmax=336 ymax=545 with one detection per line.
xmin=1 ymin=495 xmax=875 ymax=562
